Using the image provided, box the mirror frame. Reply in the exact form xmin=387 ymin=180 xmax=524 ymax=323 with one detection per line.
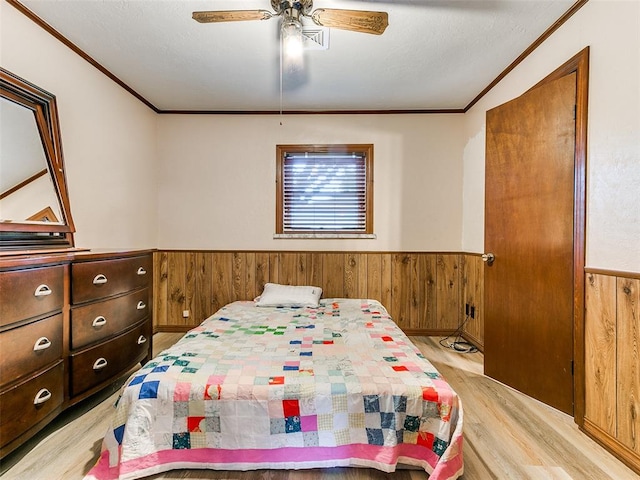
xmin=0 ymin=67 xmax=75 ymax=250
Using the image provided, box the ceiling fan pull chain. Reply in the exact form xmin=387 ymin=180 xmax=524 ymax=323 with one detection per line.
xmin=279 ymin=29 xmax=283 ymax=125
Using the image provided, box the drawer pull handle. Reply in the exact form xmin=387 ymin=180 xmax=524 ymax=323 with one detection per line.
xmin=33 ymin=337 xmax=52 ymax=351
xmin=136 ymin=301 xmax=146 ymax=310
xmin=137 ymin=267 xmax=147 ymax=276
xmin=93 ymin=274 xmax=108 ymax=285
xmin=92 ymin=316 xmax=107 ymax=327
xmin=93 ymin=358 xmax=108 ymax=370
xmin=137 ymin=335 xmax=147 ymax=345
xmin=34 ymin=388 xmax=52 ymax=405
xmin=34 ymin=284 xmax=53 ymax=297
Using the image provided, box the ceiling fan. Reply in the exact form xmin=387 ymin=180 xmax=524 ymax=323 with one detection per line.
xmin=192 ymin=0 xmax=389 ymax=36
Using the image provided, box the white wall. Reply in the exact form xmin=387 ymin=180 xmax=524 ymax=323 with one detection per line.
xmin=1 ymin=2 xmax=158 ymax=250
xmin=156 ymin=114 xmax=465 ymax=251
xmin=462 ymin=0 xmax=640 ymax=273
xmin=2 ymin=0 xmax=465 ymax=254
xmin=4 ymin=1 xmax=638 ymax=271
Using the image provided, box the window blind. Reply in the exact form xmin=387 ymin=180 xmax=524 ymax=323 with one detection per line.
xmin=282 ymin=153 xmax=367 ymax=232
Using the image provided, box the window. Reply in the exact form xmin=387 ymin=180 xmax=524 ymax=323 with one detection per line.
xmin=276 ymin=144 xmax=374 ymax=236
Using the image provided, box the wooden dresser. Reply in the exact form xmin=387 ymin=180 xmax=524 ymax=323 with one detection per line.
xmin=0 ymin=249 xmax=153 ymax=458
xmin=0 ymin=259 xmax=67 ymax=458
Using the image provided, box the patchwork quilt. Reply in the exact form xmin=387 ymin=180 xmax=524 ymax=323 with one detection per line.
xmin=85 ymin=299 xmax=463 ymax=480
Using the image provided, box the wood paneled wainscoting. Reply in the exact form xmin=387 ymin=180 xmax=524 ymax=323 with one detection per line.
xmin=585 ymin=268 xmax=640 ymax=474
xmin=153 ymin=251 xmax=484 ymax=346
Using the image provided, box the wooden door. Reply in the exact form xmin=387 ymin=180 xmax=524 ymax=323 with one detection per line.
xmin=484 ymin=72 xmax=576 ymax=415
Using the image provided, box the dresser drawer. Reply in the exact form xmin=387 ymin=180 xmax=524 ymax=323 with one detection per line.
xmin=70 ymin=289 xmax=149 ymax=349
xmin=0 ymin=313 xmax=63 ymax=387
xmin=70 ymin=322 xmax=149 ymax=397
xmin=71 ymin=255 xmax=151 ymax=304
xmin=0 ymin=265 xmax=64 ymax=328
xmin=0 ymin=361 xmax=64 ymax=449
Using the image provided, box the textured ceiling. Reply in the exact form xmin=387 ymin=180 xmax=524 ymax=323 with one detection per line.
xmin=16 ymin=0 xmax=578 ymax=112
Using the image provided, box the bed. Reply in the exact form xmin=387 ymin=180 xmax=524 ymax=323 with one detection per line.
xmin=84 ymin=292 xmax=463 ymax=480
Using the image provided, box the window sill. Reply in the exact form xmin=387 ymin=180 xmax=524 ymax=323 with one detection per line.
xmin=273 ymin=233 xmax=377 ymax=240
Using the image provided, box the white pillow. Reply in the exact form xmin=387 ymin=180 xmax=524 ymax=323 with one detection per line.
xmin=255 ymin=283 xmax=322 ymax=308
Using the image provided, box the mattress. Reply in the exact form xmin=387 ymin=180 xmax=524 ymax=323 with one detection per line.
xmin=85 ymin=298 xmax=463 ymax=479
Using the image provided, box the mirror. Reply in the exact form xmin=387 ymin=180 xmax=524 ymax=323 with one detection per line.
xmin=1 ymin=97 xmax=64 ymax=224
xmin=0 ymin=67 xmax=75 ymax=250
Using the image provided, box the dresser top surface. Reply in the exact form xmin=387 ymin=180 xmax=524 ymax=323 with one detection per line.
xmin=0 ymin=248 xmax=154 ymax=270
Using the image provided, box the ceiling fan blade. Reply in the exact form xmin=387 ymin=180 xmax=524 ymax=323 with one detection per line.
xmin=310 ymin=8 xmax=388 ymax=35
xmin=192 ymin=10 xmax=274 ymax=23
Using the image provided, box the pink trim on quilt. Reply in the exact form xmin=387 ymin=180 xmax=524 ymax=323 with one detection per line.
xmin=87 ymin=442 xmax=463 ymax=480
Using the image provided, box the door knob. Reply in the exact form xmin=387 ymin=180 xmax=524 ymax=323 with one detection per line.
xmin=482 ymin=253 xmax=495 ymax=264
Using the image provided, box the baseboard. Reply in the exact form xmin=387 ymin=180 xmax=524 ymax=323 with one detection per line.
xmin=461 ymin=332 xmax=484 ymax=352
xmin=582 ymin=418 xmax=640 ymax=475
xmin=403 ymin=329 xmax=457 ymax=337
xmin=154 ymin=325 xmax=197 ymax=333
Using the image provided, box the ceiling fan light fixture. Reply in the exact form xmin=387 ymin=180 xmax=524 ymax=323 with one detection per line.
xmin=282 ymin=17 xmax=304 ymax=60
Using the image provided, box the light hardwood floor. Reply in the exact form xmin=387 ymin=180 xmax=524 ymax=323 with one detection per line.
xmin=1 ymin=334 xmax=637 ymax=480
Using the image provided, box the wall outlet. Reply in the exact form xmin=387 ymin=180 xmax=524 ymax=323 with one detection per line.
xmin=182 ymin=310 xmax=190 ymax=318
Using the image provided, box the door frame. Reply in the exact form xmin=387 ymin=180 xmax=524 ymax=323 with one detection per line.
xmin=510 ymin=47 xmax=589 ymax=424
